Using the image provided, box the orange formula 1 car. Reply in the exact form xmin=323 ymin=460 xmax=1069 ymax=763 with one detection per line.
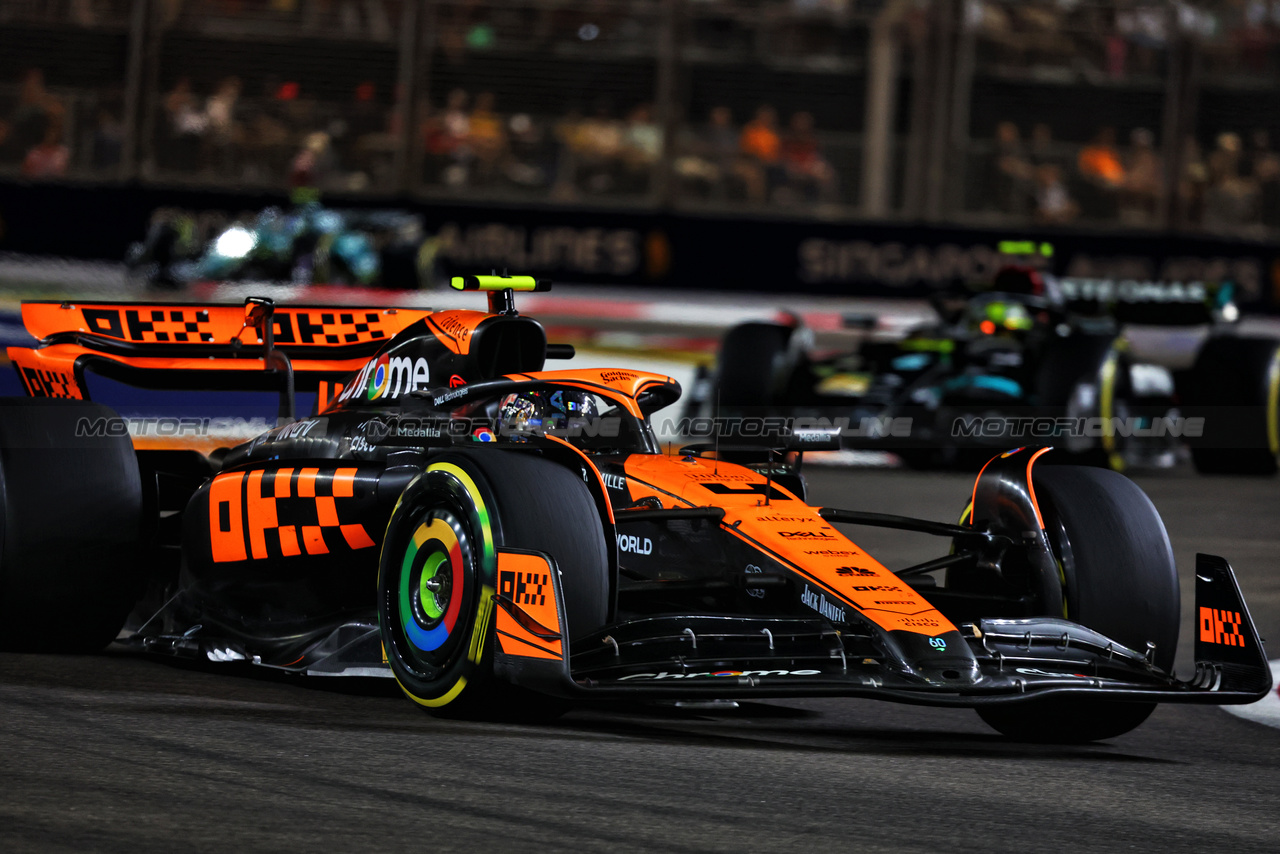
xmin=0 ymin=276 xmax=1270 ymax=742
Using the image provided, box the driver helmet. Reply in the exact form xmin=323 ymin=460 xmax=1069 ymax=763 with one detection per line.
xmin=970 ymin=299 xmax=1035 ymax=336
xmin=991 ymin=264 xmax=1065 ymax=308
xmin=498 ymin=388 xmax=598 ymax=438
xmin=991 ymin=265 xmax=1044 ymax=296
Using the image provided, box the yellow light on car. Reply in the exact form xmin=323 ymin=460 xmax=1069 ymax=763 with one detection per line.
xmin=450 ymin=275 xmax=550 ymax=292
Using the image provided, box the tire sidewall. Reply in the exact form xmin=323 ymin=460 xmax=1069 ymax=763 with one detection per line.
xmin=976 ymin=465 xmax=1177 ymax=741
xmin=379 ymin=460 xmax=501 ymax=708
xmin=718 ymin=322 xmax=796 ymax=408
xmin=1184 ymin=336 xmax=1280 ymax=473
xmin=0 ymin=398 xmax=144 ymax=651
xmin=1035 ymin=466 xmax=1179 ymax=672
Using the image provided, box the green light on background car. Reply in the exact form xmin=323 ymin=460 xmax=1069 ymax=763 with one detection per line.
xmin=998 ymin=240 xmax=1034 ymax=255
xmin=997 ymin=239 xmax=1054 ymax=258
xmin=900 ymin=338 xmax=955 ymax=354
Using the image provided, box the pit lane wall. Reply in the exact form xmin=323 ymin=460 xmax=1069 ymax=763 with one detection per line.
xmin=1 ymin=179 xmax=1278 ymax=311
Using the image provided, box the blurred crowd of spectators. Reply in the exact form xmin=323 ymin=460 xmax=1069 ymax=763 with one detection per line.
xmin=972 ymin=0 xmax=1280 ymax=81
xmin=0 ymin=0 xmax=133 ymax=28
xmin=420 ymin=93 xmax=841 ymax=205
xmin=4 ymin=0 xmax=877 ymax=56
xmin=979 ymin=120 xmax=1280 ymax=233
xmin=674 ymin=105 xmax=839 ymax=205
xmin=143 ymin=71 xmax=849 ymax=205
xmin=0 ymin=69 xmax=124 ymax=178
xmin=152 ymin=73 xmax=397 ymax=191
xmin=420 ymin=92 xmax=664 ymax=198
xmin=6 ymin=0 xmax=1280 ymax=237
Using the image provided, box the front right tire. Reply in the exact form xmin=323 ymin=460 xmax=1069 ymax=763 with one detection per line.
xmin=975 ymin=465 xmax=1179 ymax=742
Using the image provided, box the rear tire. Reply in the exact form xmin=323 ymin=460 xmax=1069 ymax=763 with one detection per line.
xmin=1181 ymin=337 xmax=1280 ymax=475
xmin=379 ymin=450 xmax=609 ymax=719
xmin=976 ymin=466 xmax=1178 ymax=742
xmin=717 ymin=322 xmax=796 ymax=409
xmin=1035 ymin=333 xmax=1117 ymax=408
xmin=0 ymin=399 xmax=144 ymax=651
xmin=1037 ymin=334 xmax=1129 ymax=470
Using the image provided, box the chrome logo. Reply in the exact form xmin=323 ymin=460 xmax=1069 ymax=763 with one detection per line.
xmin=368 ymin=354 xmax=390 ymax=400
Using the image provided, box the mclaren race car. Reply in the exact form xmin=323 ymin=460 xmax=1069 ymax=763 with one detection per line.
xmin=700 ymin=264 xmax=1280 ymax=474
xmin=0 ymin=276 xmax=1270 ymax=742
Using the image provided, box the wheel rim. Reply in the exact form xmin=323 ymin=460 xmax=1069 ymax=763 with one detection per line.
xmin=1099 ymin=348 xmax=1126 ymax=470
xmin=393 ymin=508 xmax=475 ymax=674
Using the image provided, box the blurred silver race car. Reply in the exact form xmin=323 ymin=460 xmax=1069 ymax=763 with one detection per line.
xmin=695 ymin=266 xmax=1278 ymax=475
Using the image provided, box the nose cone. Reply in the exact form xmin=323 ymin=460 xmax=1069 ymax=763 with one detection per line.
xmin=884 ymin=630 xmax=982 ymax=686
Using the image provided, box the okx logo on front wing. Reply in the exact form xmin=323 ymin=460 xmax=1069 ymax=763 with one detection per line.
xmin=1200 ymin=607 xmax=1247 ymax=648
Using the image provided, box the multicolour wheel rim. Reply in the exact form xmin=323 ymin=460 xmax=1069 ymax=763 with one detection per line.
xmin=397 ymin=509 xmax=472 ymax=663
xmin=380 ymin=462 xmax=498 ymax=708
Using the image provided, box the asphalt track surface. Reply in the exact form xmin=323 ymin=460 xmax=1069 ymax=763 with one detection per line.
xmin=2 ymin=467 xmax=1279 ymax=853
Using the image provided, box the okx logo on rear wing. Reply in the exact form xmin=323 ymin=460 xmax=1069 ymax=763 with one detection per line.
xmin=7 ymin=300 xmax=435 ymax=403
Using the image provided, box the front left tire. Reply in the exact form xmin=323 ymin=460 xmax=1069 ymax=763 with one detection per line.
xmin=378 ymin=450 xmax=609 ymax=718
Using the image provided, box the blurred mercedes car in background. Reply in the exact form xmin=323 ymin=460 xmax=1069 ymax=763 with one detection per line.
xmin=697 ymin=260 xmax=1279 ymax=475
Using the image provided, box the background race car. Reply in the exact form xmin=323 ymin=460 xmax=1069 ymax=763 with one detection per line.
xmin=126 ymin=200 xmax=437 ymax=290
xmin=695 ymin=263 xmax=1280 ymax=475
xmin=0 ymin=275 xmax=1270 ymax=743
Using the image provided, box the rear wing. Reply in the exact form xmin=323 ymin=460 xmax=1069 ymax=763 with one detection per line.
xmin=7 ymin=299 xmax=434 ymax=410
